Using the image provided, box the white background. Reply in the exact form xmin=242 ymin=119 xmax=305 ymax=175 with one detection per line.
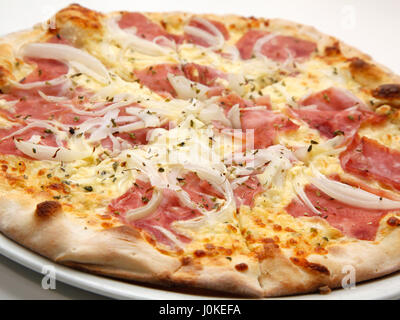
xmin=0 ymin=0 xmax=399 ymax=299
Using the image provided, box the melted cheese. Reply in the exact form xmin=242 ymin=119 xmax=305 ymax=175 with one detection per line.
xmin=1 ymin=13 xmax=399 ymax=255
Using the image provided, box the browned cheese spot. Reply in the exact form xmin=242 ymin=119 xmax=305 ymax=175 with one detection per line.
xmin=290 ymin=257 xmax=330 ymax=276
xmin=35 ymin=200 xmax=62 ymax=218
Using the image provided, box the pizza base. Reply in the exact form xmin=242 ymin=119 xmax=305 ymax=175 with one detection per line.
xmin=0 ymin=4 xmax=399 ymax=298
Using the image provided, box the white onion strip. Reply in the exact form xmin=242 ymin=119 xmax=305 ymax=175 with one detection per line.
xmin=253 ymin=34 xmax=277 ymax=58
xmin=1 ymin=121 xmax=67 ymax=146
xmin=14 ymin=139 xmax=90 ymax=162
xmin=293 ymin=181 xmax=321 ymax=215
xmin=311 ymin=168 xmax=400 ymax=210
xmin=10 ymin=75 xmax=69 ymax=90
xmin=21 ymin=43 xmax=110 ymax=83
xmin=126 ymin=189 xmax=163 ymax=221
xmin=167 ymin=74 xmax=209 ymax=100
xmin=152 ymin=225 xmax=184 ymax=249
xmin=108 ymin=18 xmax=175 ymax=56
xmin=227 ymin=103 xmax=241 ymax=129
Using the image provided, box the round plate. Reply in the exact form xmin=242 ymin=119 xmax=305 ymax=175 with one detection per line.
xmin=1 ymin=233 xmax=400 ymax=300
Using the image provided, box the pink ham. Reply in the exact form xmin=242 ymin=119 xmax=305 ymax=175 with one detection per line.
xmin=135 ymin=63 xmax=226 ymax=98
xmin=286 ymin=184 xmax=396 ymax=241
xmin=293 ymin=87 xmax=386 ymax=139
xmin=340 ymin=135 xmax=400 ymax=192
xmin=241 ymin=108 xmax=298 ymax=149
xmin=233 ymin=176 xmax=263 ymax=207
xmin=236 ymin=29 xmax=316 ymax=61
xmin=118 ymin=12 xmax=183 ymax=43
xmin=215 ymin=93 xmax=297 ymax=149
xmin=182 ymin=63 xmax=226 ymax=87
xmin=108 ymin=172 xmax=225 ymax=248
xmin=0 ymin=126 xmax=60 ymax=158
xmin=134 ymin=64 xmax=184 ymax=98
xmin=184 ymin=17 xmax=229 ymax=47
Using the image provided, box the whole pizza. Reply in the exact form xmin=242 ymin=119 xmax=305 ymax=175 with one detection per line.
xmin=0 ymin=4 xmax=399 ymax=297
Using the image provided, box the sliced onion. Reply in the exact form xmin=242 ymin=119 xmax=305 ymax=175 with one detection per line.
xmin=253 ymin=34 xmax=277 ymax=58
xmin=294 ymin=135 xmax=346 ymax=162
xmin=293 ymin=181 xmax=321 ymax=215
xmin=108 ymin=133 xmax=121 ymax=155
xmin=114 ymin=121 xmax=145 ymax=133
xmin=125 ymin=107 xmax=160 ymax=127
xmin=126 ymin=188 xmax=163 ymax=221
xmin=223 ymin=45 xmax=240 ymax=61
xmin=10 ymin=75 xmax=69 ymax=90
xmin=38 ymin=91 xmax=68 ymax=103
xmin=227 ymin=103 xmax=241 ymax=129
xmin=231 ymin=176 xmax=250 ymax=189
xmin=167 ymin=74 xmax=209 ymax=100
xmin=183 ymin=17 xmax=225 ymax=50
xmin=2 ymin=121 xmax=67 ymax=146
xmin=227 ymin=73 xmax=245 ymax=95
xmin=21 ymin=43 xmax=110 ymax=83
xmin=311 ymin=168 xmax=400 ymax=210
xmin=199 ymin=103 xmax=231 ymax=126
xmin=14 ymin=139 xmax=90 ymax=162
xmin=153 ymin=36 xmax=177 ymax=50
xmin=0 ymin=99 xmax=18 ymax=111
xmin=152 ymin=225 xmax=184 ymax=249
xmin=107 ymin=18 xmax=174 ymax=56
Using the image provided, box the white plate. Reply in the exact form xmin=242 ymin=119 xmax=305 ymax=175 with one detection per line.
xmin=1 ymin=233 xmax=400 ymax=300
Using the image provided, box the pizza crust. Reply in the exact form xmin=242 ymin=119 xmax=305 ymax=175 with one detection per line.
xmin=0 ymin=4 xmax=399 ymax=298
xmin=0 ymin=192 xmax=181 ymax=283
xmin=0 ymin=191 xmax=265 ymax=297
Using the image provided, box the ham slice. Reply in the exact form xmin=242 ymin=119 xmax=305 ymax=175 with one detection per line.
xmin=118 ymin=12 xmax=183 ymax=44
xmin=135 ymin=63 xmax=226 ymax=98
xmin=340 ymin=135 xmax=400 ymax=192
xmin=108 ymin=172 xmax=226 ymax=248
xmin=293 ymin=87 xmax=386 ymax=139
xmin=233 ymin=176 xmax=263 ymax=207
xmin=236 ymin=29 xmax=316 ymax=61
xmin=184 ymin=17 xmax=229 ymax=47
xmin=286 ymin=184 xmax=394 ymax=241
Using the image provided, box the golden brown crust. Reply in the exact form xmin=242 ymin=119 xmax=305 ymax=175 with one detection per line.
xmin=53 ymin=3 xmax=105 ymax=46
xmin=0 ymin=4 xmax=399 ymax=298
xmin=35 ymin=200 xmax=62 ymax=218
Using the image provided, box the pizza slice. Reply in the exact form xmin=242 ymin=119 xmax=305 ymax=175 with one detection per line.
xmin=0 ymin=4 xmax=399 ymax=297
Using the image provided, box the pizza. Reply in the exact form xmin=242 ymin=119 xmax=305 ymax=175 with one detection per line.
xmin=0 ymin=3 xmax=400 ymax=298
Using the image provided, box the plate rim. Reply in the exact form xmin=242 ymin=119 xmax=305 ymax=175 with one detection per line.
xmin=1 ymin=233 xmax=400 ymax=300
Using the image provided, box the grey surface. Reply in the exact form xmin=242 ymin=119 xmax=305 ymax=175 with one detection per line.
xmin=0 ymin=255 xmax=108 ymax=300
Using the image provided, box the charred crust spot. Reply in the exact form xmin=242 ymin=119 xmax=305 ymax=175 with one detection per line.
xmin=349 ymin=57 xmax=369 ymax=70
xmin=194 ymin=249 xmax=206 ymax=258
xmin=180 ymin=256 xmax=192 ymax=266
xmin=234 ymin=263 xmax=248 ymax=272
xmin=348 ymin=58 xmax=386 ymax=87
xmin=324 ymin=42 xmax=341 ymax=56
xmin=0 ymin=65 xmax=12 ymax=87
xmin=101 ymin=222 xmax=113 ymax=229
xmin=318 ymin=285 xmax=332 ymax=295
xmin=387 ymin=216 xmax=400 ymax=227
xmin=160 ymin=20 xmax=167 ymax=30
xmin=256 ymin=243 xmax=280 ymax=261
xmin=372 ymin=84 xmax=400 ymax=100
xmin=290 ymin=257 xmax=330 ymax=276
xmin=46 ymin=183 xmax=70 ymax=194
xmin=204 ymin=243 xmax=215 ymax=251
xmin=35 ymin=201 xmax=61 ymax=218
